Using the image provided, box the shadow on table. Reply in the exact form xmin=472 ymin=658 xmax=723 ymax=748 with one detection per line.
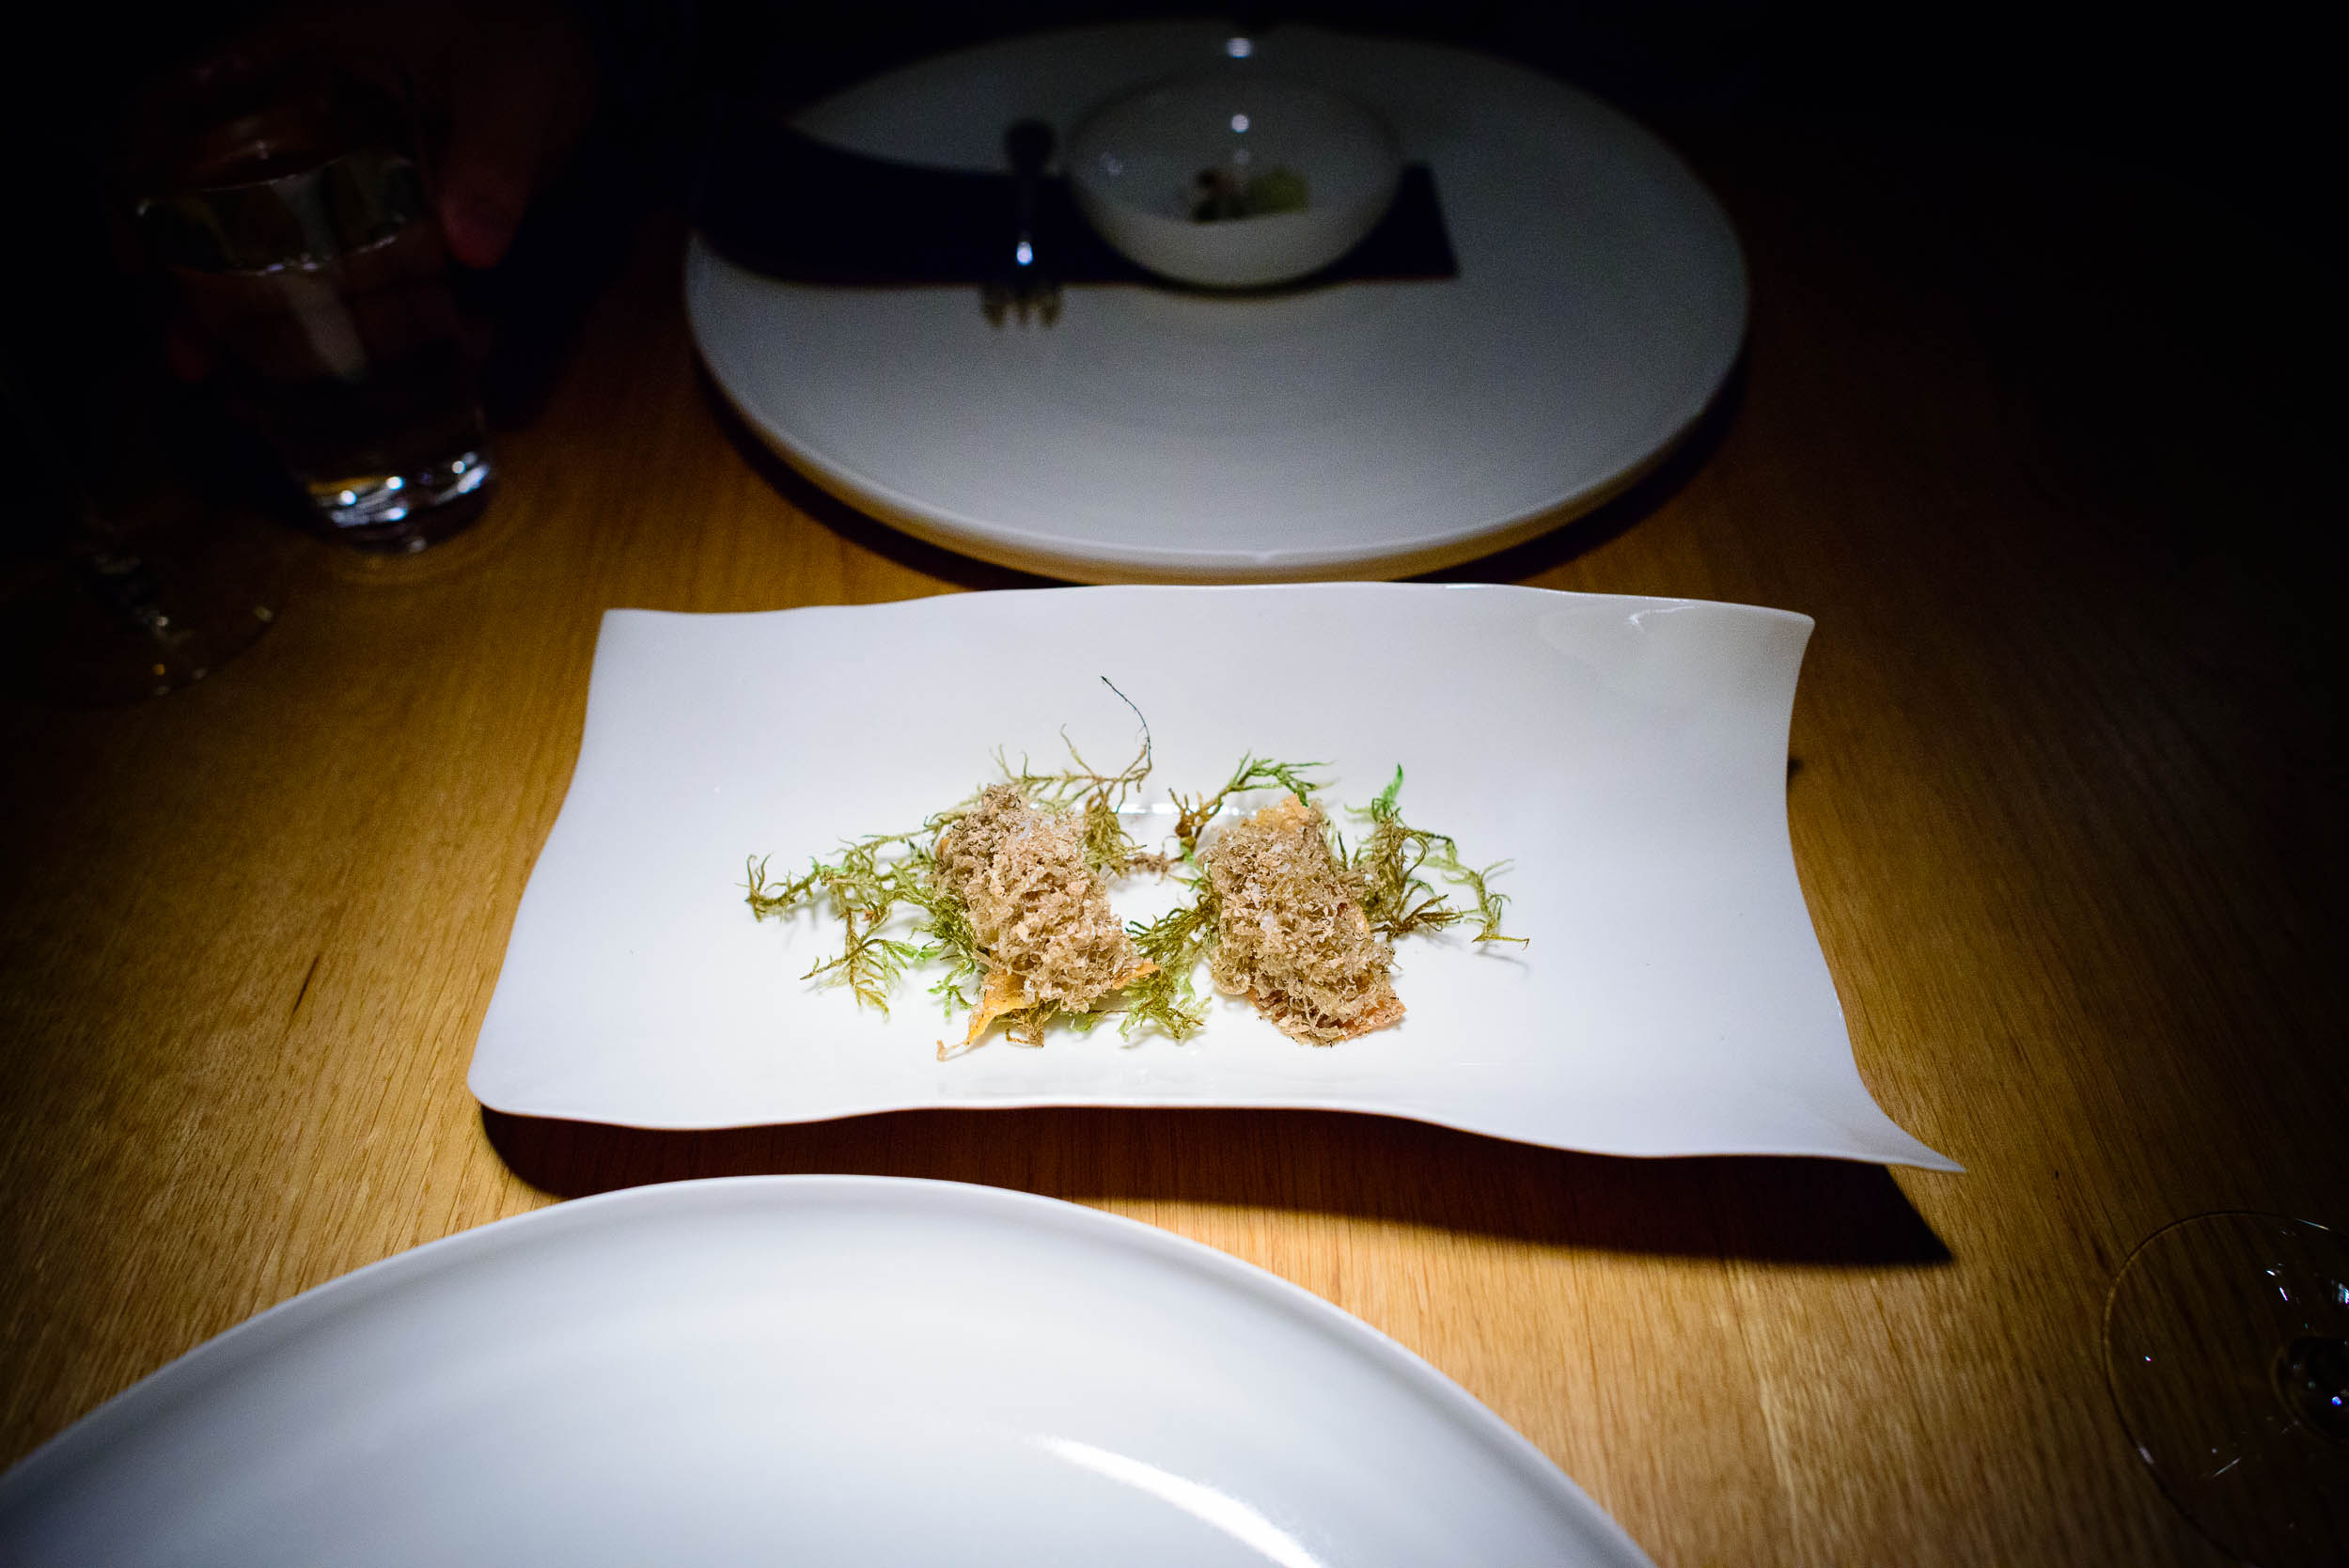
xmin=484 ymin=1101 xmax=1949 ymax=1268
xmin=696 ymin=348 xmax=1747 ymax=591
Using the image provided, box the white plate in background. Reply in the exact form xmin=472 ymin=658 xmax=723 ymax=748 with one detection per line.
xmin=686 ymin=22 xmax=1746 ymax=582
xmin=0 ymin=1176 xmax=1658 ymax=1566
xmin=468 ymin=585 xmax=1954 ymax=1170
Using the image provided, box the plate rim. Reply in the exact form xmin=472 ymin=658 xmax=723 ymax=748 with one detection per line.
xmin=463 ymin=584 xmax=1958 ymax=1172
xmin=684 ymin=20 xmax=1749 ymax=584
xmin=686 ymin=243 xmax=1723 ymax=586
xmin=0 ymin=1174 xmax=1658 ymax=1567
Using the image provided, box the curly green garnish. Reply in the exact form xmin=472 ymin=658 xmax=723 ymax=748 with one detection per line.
xmin=745 ymin=694 xmax=1515 ymax=1049
xmin=1345 ymin=767 xmax=1525 ymax=945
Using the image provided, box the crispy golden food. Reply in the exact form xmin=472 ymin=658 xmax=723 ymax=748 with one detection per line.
xmin=744 ymin=710 xmax=1516 ymax=1055
xmin=1202 ymin=793 xmax=1404 ymax=1044
xmin=932 ymin=785 xmax=1154 ymax=1051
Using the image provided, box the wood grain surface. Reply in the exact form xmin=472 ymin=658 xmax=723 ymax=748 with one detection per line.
xmin=3 ymin=114 xmax=2342 ymax=1566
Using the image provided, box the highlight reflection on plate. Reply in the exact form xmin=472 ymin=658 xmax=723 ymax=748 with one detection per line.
xmin=0 ymin=1177 xmax=1660 ymax=1566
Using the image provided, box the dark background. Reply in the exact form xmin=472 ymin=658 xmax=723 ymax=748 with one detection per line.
xmin=1 ymin=0 xmax=2337 ymax=561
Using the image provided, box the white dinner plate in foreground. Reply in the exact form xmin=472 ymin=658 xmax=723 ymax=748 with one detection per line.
xmin=469 ymin=585 xmax=1954 ymax=1169
xmin=0 ymin=1177 xmax=1656 ymax=1567
xmin=686 ymin=21 xmax=1746 ymax=582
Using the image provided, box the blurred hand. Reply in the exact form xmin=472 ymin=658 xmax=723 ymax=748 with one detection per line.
xmin=432 ymin=3 xmax=598 ymax=269
xmin=277 ymin=0 xmax=598 ymax=270
xmin=153 ymin=1 xmax=597 ymax=383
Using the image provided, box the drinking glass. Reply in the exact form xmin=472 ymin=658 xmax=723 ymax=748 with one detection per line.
xmin=133 ymin=45 xmax=493 ymax=553
xmin=1 ymin=333 xmax=288 ymax=706
xmin=2104 ymin=1213 xmax=2349 ymax=1565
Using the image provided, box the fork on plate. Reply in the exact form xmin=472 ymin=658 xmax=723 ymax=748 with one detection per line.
xmin=981 ymin=119 xmax=1060 ymax=326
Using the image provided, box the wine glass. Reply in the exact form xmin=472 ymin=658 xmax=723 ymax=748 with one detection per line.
xmin=1 ymin=356 xmax=288 ymax=707
xmin=2104 ymin=1212 xmax=2349 ymax=1565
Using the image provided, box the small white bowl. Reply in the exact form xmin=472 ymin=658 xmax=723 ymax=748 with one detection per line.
xmin=1067 ymin=71 xmax=1402 ymax=290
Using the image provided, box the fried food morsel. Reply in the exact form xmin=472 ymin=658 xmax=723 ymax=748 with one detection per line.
xmin=1203 ymin=793 xmax=1403 ymax=1044
xmin=932 ymin=785 xmax=1153 ymax=1052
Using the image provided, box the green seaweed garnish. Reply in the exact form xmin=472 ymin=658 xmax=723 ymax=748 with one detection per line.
xmin=1344 ymin=767 xmax=1524 ymax=945
xmin=1168 ymin=754 xmax=1327 ymax=862
xmin=744 ymin=693 xmax=1515 ymax=1048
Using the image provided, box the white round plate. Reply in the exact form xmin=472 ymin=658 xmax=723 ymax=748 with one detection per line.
xmin=0 ymin=1176 xmax=1656 ymax=1567
xmin=686 ymin=21 xmax=1746 ymax=583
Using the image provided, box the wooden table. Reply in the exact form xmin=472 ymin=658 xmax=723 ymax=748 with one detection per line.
xmin=4 ymin=113 xmax=2342 ymax=1565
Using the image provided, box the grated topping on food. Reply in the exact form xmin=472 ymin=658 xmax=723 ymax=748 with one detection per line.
xmin=932 ymin=784 xmax=1153 ymax=1046
xmin=1203 ymin=793 xmax=1403 ymax=1045
xmin=745 ymin=717 xmax=1516 ymax=1055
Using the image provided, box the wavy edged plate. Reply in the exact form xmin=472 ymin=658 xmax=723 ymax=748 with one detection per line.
xmin=468 ymin=585 xmax=1953 ymax=1170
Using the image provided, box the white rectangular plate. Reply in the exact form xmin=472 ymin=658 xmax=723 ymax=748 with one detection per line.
xmin=470 ymin=585 xmax=1956 ymax=1169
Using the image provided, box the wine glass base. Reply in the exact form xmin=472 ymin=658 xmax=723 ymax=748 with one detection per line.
xmin=301 ymin=448 xmax=493 ymax=555
xmin=2105 ymin=1213 xmax=2349 ymax=1567
xmin=3 ymin=494 xmax=290 ymax=707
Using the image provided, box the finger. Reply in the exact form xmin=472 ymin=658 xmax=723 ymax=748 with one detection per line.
xmin=440 ymin=102 xmax=543 ymax=267
xmin=439 ymin=30 xmax=569 ymax=269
